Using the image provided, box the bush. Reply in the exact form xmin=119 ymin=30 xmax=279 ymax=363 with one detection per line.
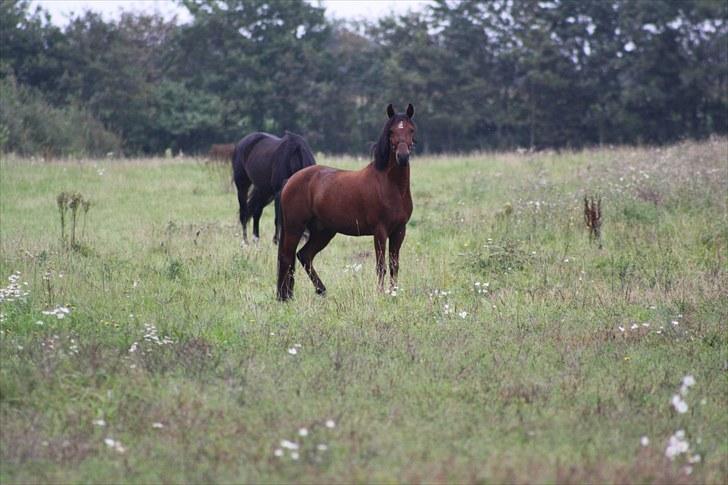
xmin=0 ymin=76 xmax=121 ymax=157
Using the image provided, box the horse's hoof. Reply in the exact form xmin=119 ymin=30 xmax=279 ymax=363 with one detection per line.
xmin=315 ymin=288 xmax=326 ymax=296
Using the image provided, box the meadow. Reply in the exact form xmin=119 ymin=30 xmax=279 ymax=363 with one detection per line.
xmin=0 ymin=139 xmax=726 ymax=483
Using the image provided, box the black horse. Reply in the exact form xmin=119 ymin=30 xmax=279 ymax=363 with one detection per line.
xmin=232 ymin=131 xmax=316 ymax=244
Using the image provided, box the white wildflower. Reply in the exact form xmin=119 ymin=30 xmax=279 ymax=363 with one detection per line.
xmin=317 ymin=443 xmax=328 ymax=451
xmin=0 ymin=272 xmax=29 ymax=303
xmin=458 ymin=311 xmax=468 ymax=319
xmin=671 ymin=394 xmax=688 ymax=414
xmin=325 ymin=419 xmax=335 ymax=429
xmin=671 ymin=320 xmax=679 ymax=326
xmin=298 ymin=427 xmax=308 ymax=437
xmin=152 ymin=422 xmax=164 ymax=429
xmin=280 ymin=439 xmax=299 ymax=450
xmin=104 ymin=437 xmax=126 ymax=454
xmin=290 ymin=451 xmax=299 ymax=460
xmin=640 ymin=436 xmax=649 ymax=447
xmin=665 ymin=430 xmax=689 ymax=460
xmin=42 ymin=306 xmax=71 ymax=319
xmin=92 ymin=419 xmax=106 ymax=427
xmin=274 ymin=448 xmax=284 ymax=457
xmin=287 ymin=347 xmax=298 ymax=355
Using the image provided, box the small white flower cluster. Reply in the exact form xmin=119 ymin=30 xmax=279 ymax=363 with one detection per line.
xmin=429 ymin=289 xmax=450 ymax=298
xmin=143 ymin=323 xmax=174 ymax=346
xmin=40 ymin=334 xmax=79 ymax=356
xmin=473 ymin=281 xmax=489 ymax=295
xmin=128 ymin=324 xmax=173 ymax=354
xmin=442 ymin=303 xmax=467 ymax=319
xmin=68 ymin=338 xmax=79 ymax=355
xmin=0 ymin=272 xmax=29 ymax=304
xmin=42 ymin=306 xmax=71 ymax=319
xmin=525 ymin=200 xmax=545 ymax=211
xmin=618 ymin=322 xmax=651 ymax=333
xmin=665 ymin=429 xmax=701 ymax=473
xmin=670 ymin=374 xmax=695 ymax=414
xmin=384 ymin=286 xmax=399 ymax=297
xmin=273 ymin=419 xmax=335 ymax=461
xmin=104 ymin=437 xmax=126 ymax=454
xmin=288 ymin=343 xmax=302 ymax=355
xmin=343 ymin=263 xmax=362 ymax=273
xmin=41 ymin=334 xmax=60 ymax=351
xmin=665 ymin=430 xmax=688 ymax=460
xmin=663 ymin=375 xmax=702 ymax=474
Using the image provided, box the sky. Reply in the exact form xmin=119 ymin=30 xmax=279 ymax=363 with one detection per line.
xmin=32 ymin=0 xmax=431 ymax=26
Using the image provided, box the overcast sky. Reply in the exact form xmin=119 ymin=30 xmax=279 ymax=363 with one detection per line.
xmin=32 ymin=0 xmax=431 ymax=26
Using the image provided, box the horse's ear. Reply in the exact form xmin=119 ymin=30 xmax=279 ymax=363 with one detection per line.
xmin=387 ymin=104 xmax=395 ymax=119
xmin=406 ymin=103 xmax=414 ymax=119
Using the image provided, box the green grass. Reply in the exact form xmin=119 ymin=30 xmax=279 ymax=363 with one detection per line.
xmin=1 ymin=140 xmax=727 ymax=483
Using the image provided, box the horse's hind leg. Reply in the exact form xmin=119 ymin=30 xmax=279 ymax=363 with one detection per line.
xmin=297 ymin=227 xmax=335 ymax=295
xmin=248 ymin=188 xmax=273 ymax=242
xmin=277 ymin=225 xmax=305 ymax=301
xmin=233 ymin=171 xmax=252 ymax=244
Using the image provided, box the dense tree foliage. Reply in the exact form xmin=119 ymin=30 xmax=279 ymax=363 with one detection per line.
xmin=1 ymin=0 xmax=726 ymax=156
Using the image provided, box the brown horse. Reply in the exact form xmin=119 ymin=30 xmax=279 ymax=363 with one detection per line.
xmin=277 ymin=103 xmax=416 ymax=300
xmin=208 ymin=143 xmax=235 ymax=161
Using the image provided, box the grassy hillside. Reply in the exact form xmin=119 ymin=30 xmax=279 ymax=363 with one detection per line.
xmin=1 ymin=140 xmax=726 ymax=483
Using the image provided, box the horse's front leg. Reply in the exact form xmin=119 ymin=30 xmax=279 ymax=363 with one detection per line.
xmin=373 ymin=230 xmax=387 ymax=291
xmin=388 ymin=225 xmax=406 ymax=291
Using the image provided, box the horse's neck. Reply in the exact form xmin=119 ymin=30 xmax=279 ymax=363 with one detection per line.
xmin=386 ymin=156 xmax=410 ymax=197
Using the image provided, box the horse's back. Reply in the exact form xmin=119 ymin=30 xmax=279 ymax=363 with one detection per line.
xmin=281 ymin=164 xmax=383 ymax=235
xmin=234 ymin=132 xmax=281 ymax=188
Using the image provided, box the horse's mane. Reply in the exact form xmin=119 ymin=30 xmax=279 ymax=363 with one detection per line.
xmin=270 ymin=131 xmax=317 ymax=192
xmin=372 ymin=114 xmax=416 ymax=171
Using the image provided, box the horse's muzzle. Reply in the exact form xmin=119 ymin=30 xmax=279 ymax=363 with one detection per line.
xmin=396 ymin=152 xmax=410 ymax=166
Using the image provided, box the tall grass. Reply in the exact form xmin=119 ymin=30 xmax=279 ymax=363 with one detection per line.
xmin=0 ymin=139 xmax=726 ymax=483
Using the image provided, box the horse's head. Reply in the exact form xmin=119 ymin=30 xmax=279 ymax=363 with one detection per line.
xmin=374 ymin=103 xmax=416 ymax=170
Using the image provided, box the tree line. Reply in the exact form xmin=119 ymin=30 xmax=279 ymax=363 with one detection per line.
xmin=1 ymin=0 xmax=726 ymax=157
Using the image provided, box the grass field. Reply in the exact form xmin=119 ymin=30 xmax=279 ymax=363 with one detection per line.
xmin=1 ymin=139 xmax=727 ymax=483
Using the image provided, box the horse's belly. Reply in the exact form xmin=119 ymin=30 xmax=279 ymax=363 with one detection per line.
xmin=316 ymin=215 xmax=374 ymax=236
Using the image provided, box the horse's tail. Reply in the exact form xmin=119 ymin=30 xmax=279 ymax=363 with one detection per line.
xmin=232 ymin=132 xmax=269 ymax=180
xmin=274 ymin=182 xmax=286 ymax=244
xmin=270 ymin=131 xmax=316 ymax=194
